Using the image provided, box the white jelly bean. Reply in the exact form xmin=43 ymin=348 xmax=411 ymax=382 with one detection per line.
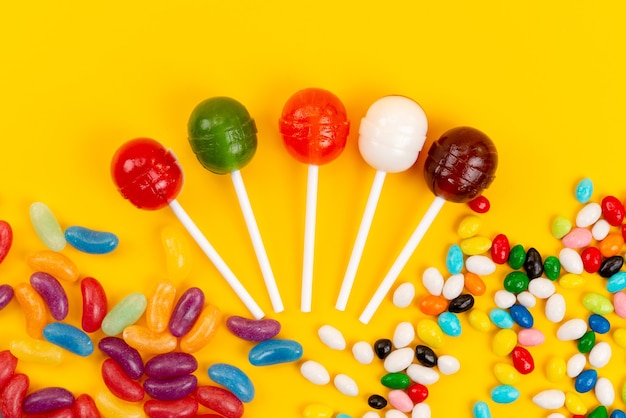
xmin=300 ymin=360 xmax=330 ymax=385
xmin=385 ymin=410 xmax=407 ymax=418
xmin=334 ymin=373 xmax=358 ymax=396
xmin=547 ymin=414 xmax=566 ymax=418
xmin=532 ymin=389 xmax=565 ymax=409
xmin=422 ymin=267 xmax=444 ymax=296
xmin=406 ymin=364 xmax=440 ymax=385
xmin=589 ymin=341 xmax=612 ymax=368
xmin=566 ymin=353 xmax=586 ymax=378
xmin=595 ymin=377 xmax=615 ymax=406
xmin=412 ymin=403 xmax=431 ymax=418
xmin=437 ymin=355 xmax=460 ymax=375
xmin=393 ymin=322 xmax=415 ymax=348
xmin=517 ymin=291 xmax=537 ymax=308
xmin=318 ymin=325 xmax=346 ymax=350
xmin=592 ymin=219 xmax=611 ymax=241
xmin=556 ymin=319 xmax=587 ymax=340
xmin=364 ymin=413 xmax=381 ymax=418
xmin=559 ymin=248 xmax=583 ymax=274
xmin=545 ymin=293 xmax=566 ymax=323
xmin=494 ymin=290 xmax=516 ymax=309
xmin=393 ymin=282 xmax=415 ymax=308
xmin=576 ymin=202 xmax=602 ymax=227
xmin=442 ymin=274 xmax=464 ymax=300
xmin=465 ymin=255 xmax=496 ymax=275
xmin=528 ymin=277 xmax=555 ymax=299
xmin=352 ymin=341 xmax=374 ymax=365
xmin=384 ymin=347 xmax=414 ymax=373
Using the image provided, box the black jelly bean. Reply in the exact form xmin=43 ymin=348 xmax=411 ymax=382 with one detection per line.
xmin=415 ymin=345 xmax=438 ymax=367
xmin=374 ymin=339 xmax=392 ymax=359
xmin=599 ymin=255 xmax=624 ymax=278
xmin=524 ymin=247 xmax=543 ymax=279
xmin=368 ymin=394 xmax=387 ymax=409
xmin=448 ymin=294 xmax=474 ymax=313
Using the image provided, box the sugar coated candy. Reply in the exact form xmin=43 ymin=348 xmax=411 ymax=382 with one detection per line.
xmin=65 ymin=225 xmax=119 ymax=254
xmin=0 ymin=220 xmax=13 ymax=264
xmin=22 ymin=387 xmax=75 ymax=414
xmin=226 ymin=315 xmax=281 ymax=342
xmin=98 ymin=337 xmax=144 ymax=380
xmin=248 ymin=339 xmax=303 ymax=366
xmin=208 ymin=363 xmax=254 ymax=403
xmin=43 ymin=322 xmax=94 ymax=357
xmin=29 ymin=202 xmax=66 ymax=251
xmin=144 ymin=374 xmax=198 ymax=401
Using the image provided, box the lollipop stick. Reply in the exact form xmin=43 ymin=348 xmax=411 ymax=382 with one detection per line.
xmin=168 ymin=199 xmax=265 ymax=319
xmin=301 ymin=164 xmax=319 ymax=312
xmin=359 ymin=196 xmax=446 ymax=324
xmin=336 ymin=169 xmax=387 ymax=311
xmin=230 ymin=169 xmax=283 ymax=313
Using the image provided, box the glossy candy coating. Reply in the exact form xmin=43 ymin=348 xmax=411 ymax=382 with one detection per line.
xmin=111 ymin=138 xmax=183 ymax=210
xmin=589 ymin=314 xmax=610 ymax=334
xmin=101 ymin=358 xmax=144 ymax=402
xmin=602 ymin=195 xmax=625 ymax=225
xmin=423 ymin=126 xmax=497 ymax=203
xmin=0 ymin=220 xmax=13 ymax=263
xmin=27 ymin=250 xmax=80 ymax=282
xmin=415 ymin=345 xmax=438 ymax=367
xmin=101 ymin=292 xmax=147 ymax=336
xmin=143 ymin=397 xmax=198 ymax=418
xmin=512 ymin=346 xmax=534 ymax=374
xmin=509 ymin=304 xmax=534 ymax=328
xmin=489 ymin=308 xmax=514 ymax=329
xmin=226 ymin=315 xmax=280 ymax=342
xmin=169 ymin=287 xmax=204 ymax=337
xmin=195 ymin=386 xmax=244 ymax=418
xmin=146 ymin=280 xmax=176 ymax=333
xmin=446 ymin=244 xmax=463 ymax=274
xmin=448 ymin=294 xmax=475 ymax=313
xmin=438 ymin=311 xmax=462 ymax=336
xmin=30 ymin=272 xmax=68 ymax=321
xmin=473 ymin=401 xmax=491 ymax=418
xmin=248 ymin=339 xmax=303 ymax=366
xmin=468 ymin=195 xmax=490 ymax=213
xmin=503 ymin=271 xmax=529 ymax=293
xmin=279 ymin=88 xmax=349 ymax=165
xmin=600 ymin=234 xmax=624 ymax=258
xmin=524 ymin=248 xmax=543 ymax=278
xmin=493 ymin=362 xmax=520 ymax=385
xmin=577 ymin=330 xmax=595 ymax=353
xmin=491 ymin=385 xmax=519 ymax=404
xmin=208 ymin=363 xmax=254 ymax=403
xmin=98 ymin=337 xmax=144 ymax=380
xmin=180 ymin=304 xmax=221 ymax=353
xmin=144 ymin=375 xmax=198 ymax=401
xmin=491 ymin=233 xmax=510 ymax=264
xmin=582 ymin=293 xmax=614 ymax=315
xmin=14 ymin=282 xmax=48 ymax=338
xmin=65 ymin=226 xmax=119 ymax=254
xmin=145 ymin=352 xmax=197 ymax=379
xmin=388 ymin=389 xmax=413 ymax=412
xmin=22 ymin=387 xmax=75 ymax=414
xmin=607 ymin=271 xmax=626 ymax=293
xmin=381 ymin=372 xmax=410 ymax=389
xmin=374 ymin=338 xmax=392 ymax=359
xmin=0 ymin=283 xmax=14 ymax=310
xmin=318 ymin=324 xmax=346 ymax=350
xmin=543 ymin=255 xmax=561 ymax=280
xmin=599 ymin=255 xmax=624 ymax=278
xmin=418 ymin=294 xmax=448 ymax=315
xmin=368 ymin=394 xmax=388 ymax=409
xmin=43 ymin=323 xmax=94 ymax=357
xmin=10 ymin=338 xmax=63 ymax=365
xmin=508 ymin=244 xmax=526 ymax=269
xmin=416 ymin=319 xmax=444 ymax=348
xmin=575 ymin=369 xmax=597 ymax=393
xmin=464 ymin=273 xmax=486 ymax=296
xmin=300 ymin=360 xmax=330 ymax=385
xmin=575 ymin=178 xmax=593 ymax=203
xmin=80 ymin=277 xmax=107 ymax=333
xmin=1 ymin=373 xmax=29 ymax=418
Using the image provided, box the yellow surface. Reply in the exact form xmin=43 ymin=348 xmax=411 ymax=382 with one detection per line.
xmin=1 ymin=1 xmax=626 ymax=417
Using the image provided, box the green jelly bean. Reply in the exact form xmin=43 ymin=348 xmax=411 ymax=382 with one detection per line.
xmin=577 ymin=330 xmax=595 ymax=353
xmin=101 ymin=292 xmax=148 ymax=336
xmin=543 ymin=256 xmax=561 ymax=281
xmin=29 ymin=202 xmax=66 ymax=251
xmin=588 ymin=405 xmax=608 ymax=418
xmin=551 ymin=215 xmax=572 ymax=239
xmin=381 ymin=372 xmax=410 ymax=389
xmin=508 ymin=245 xmax=526 ymax=270
xmin=503 ymin=271 xmax=529 ymax=293
xmin=582 ymin=293 xmax=614 ymax=315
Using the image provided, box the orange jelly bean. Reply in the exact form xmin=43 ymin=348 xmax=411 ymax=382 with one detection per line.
xmin=464 ymin=272 xmax=486 ymax=296
xmin=122 ymin=325 xmax=177 ymax=354
xmin=180 ymin=304 xmax=221 ymax=353
xmin=26 ymin=250 xmax=80 ymax=282
xmin=146 ymin=280 xmax=177 ymax=333
xmin=418 ymin=295 xmax=448 ymax=316
xmin=14 ymin=283 xmax=48 ymax=338
xmin=599 ymin=233 xmax=624 ymax=258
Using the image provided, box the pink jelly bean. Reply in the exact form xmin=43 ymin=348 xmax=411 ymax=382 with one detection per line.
xmin=517 ymin=328 xmax=545 ymax=346
xmin=169 ymin=287 xmax=204 ymax=338
xmin=144 ymin=352 xmax=198 ymax=379
xmin=30 ymin=272 xmax=69 ymax=321
xmin=614 ymin=291 xmax=626 ymax=318
xmin=226 ymin=316 xmax=281 ymax=341
xmin=0 ymin=284 xmax=13 ymax=311
xmin=98 ymin=337 xmax=144 ymax=380
xmin=22 ymin=387 xmax=75 ymax=415
xmin=388 ymin=389 xmax=414 ymax=413
xmin=562 ymin=227 xmax=593 ymax=249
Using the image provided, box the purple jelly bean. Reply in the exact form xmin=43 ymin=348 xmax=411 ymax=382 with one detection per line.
xmin=168 ymin=287 xmax=204 ymax=337
xmin=98 ymin=336 xmax=144 ymax=380
xmin=145 ymin=352 xmax=198 ymax=379
xmin=22 ymin=387 xmax=75 ymax=414
xmin=30 ymin=271 xmax=68 ymax=320
xmin=143 ymin=375 xmax=198 ymax=401
xmin=226 ymin=315 xmax=281 ymax=342
xmin=0 ymin=284 xmax=14 ymax=310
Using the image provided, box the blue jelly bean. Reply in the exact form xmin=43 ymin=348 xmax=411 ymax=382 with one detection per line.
xmin=336 ymin=414 xmax=352 ymax=418
xmin=574 ymin=369 xmax=598 ymax=393
xmin=509 ymin=304 xmax=534 ymax=329
xmin=208 ymin=363 xmax=255 ymax=403
xmin=446 ymin=244 xmax=464 ymax=274
xmin=438 ymin=311 xmax=462 ymax=336
xmin=248 ymin=338 xmax=303 ymax=366
xmin=575 ymin=178 xmax=593 ymax=203
xmin=489 ymin=308 xmax=514 ymax=329
xmin=43 ymin=322 xmax=94 ymax=356
xmin=610 ymin=410 xmax=626 ymax=418
xmin=473 ymin=401 xmax=491 ymax=418
xmin=65 ymin=225 xmax=119 ymax=254
xmin=490 ymin=385 xmax=520 ymax=404
xmin=589 ymin=314 xmax=610 ymax=334
xmin=607 ymin=271 xmax=626 ymax=293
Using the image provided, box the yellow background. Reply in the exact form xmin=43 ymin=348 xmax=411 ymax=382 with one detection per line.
xmin=1 ymin=1 xmax=626 ymax=416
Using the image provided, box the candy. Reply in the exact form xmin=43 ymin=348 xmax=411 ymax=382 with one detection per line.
xmin=384 ymin=410 xmax=407 ymax=418
xmin=146 ymin=280 xmax=176 ymax=334
xmin=368 ymin=394 xmax=388 ymax=409
xmin=226 ymin=315 xmax=281 ymax=342
xmin=493 ymin=362 xmax=520 ymax=385
xmin=509 ymin=304 xmax=534 ymax=328
xmin=415 ymin=345 xmax=438 ymax=367
xmin=22 ymin=387 xmax=75 ymax=414
xmin=532 ymin=389 xmax=566 ymax=409
xmin=412 ymin=404 xmax=431 ymax=418
xmin=381 ymin=372 xmax=410 ymax=389
xmin=194 ymin=386 xmax=244 ymax=418
xmin=101 ymin=292 xmax=147 ymax=336
xmin=422 ymin=267 xmax=444 ymax=295
xmin=559 ymin=248 xmax=584 ymax=274
xmin=559 ymin=273 xmax=585 ymax=289
xmin=465 ymin=255 xmax=496 ymax=275
xmin=472 ymin=401 xmax=491 ymax=418
xmin=517 ymin=328 xmax=545 ymax=346
xmin=303 ymin=404 xmax=334 ymax=418
xmin=352 ymin=341 xmax=374 ymax=364
xmin=543 ymin=255 xmax=561 ymax=280
xmin=384 ymin=347 xmax=415 ymax=373
xmin=418 ymin=295 xmax=448 ymax=316
xmin=508 ymin=244 xmax=526 ymax=269
xmin=208 ymin=363 xmax=254 ymax=403
xmin=14 ymin=282 xmax=48 ymax=338
xmin=437 ymin=355 xmax=460 ymax=375
xmin=577 ymin=202 xmax=602 ymax=227
xmin=122 ymin=325 xmax=177 ymax=354
xmin=161 ymin=225 xmax=192 ymax=282
xmin=442 ymin=273 xmax=464 ymax=300
xmin=575 ymin=369 xmax=597 ymax=393
xmin=516 ymin=291 xmax=536 ymax=308
xmin=552 ymin=215 xmax=572 ymax=239
xmin=333 ymin=374 xmax=358 ymax=396
xmin=65 ymin=225 xmax=118 ymax=254
xmin=562 ymin=228 xmax=592 ymax=249
xmin=73 ymin=394 xmax=101 ymax=418
xmin=144 ymin=375 xmax=198 ymax=401
xmin=29 ymin=202 xmax=66 ymax=251
xmin=545 ymin=357 xmax=567 ymax=382
xmin=589 ymin=314 xmax=610 ymax=334
xmin=615 ymin=292 xmax=626 ymax=318
xmin=601 ymin=195 xmax=625 ymax=225
xmin=248 ymin=339 xmax=303 ymax=366
xmin=491 ymin=233 xmax=510 ymax=264
xmin=582 ymin=247 xmax=602 ymax=274
xmin=0 ymin=283 xmax=14 ymax=310
xmin=492 ymin=329 xmax=517 ymax=356
xmin=437 ymin=312 xmax=462 ymax=336
xmin=30 ymin=271 xmax=68 ymax=320
xmin=43 ymin=322 xmax=94 ymax=357
xmin=489 ymin=308 xmax=513 ymax=329
xmin=607 ymin=272 xmax=626 ymax=293
xmin=503 ymin=271 xmax=529 ymax=293
xmin=491 ymin=385 xmax=519 ymax=404
xmin=10 ymin=338 xmax=63 ymax=365
xmin=179 ymin=303 xmax=221 ymax=353
xmin=595 ymin=377 xmax=615 ymax=406
xmin=0 ymin=350 xmax=18 ymax=389
xmin=406 ymin=364 xmax=440 ymax=385
xmin=589 ymin=341 xmax=612 ymax=368
xmin=600 ymin=256 xmax=624 ymax=278
xmin=461 ymin=236 xmax=492 ymax=256
xmin=388 ymin=389 xmax=413 ymax=412
xmin=416 ymin=319 xmax=443 ymax=348
xmin=1 ymin=373 xmax=29 ymax=418
xmin=565 ymin=391 xmax=587 ymax=415
xmin=167 ymin=287 xmax=204 ymax=337
xmin=363 ymin=413 xmax=381 ymax=418
xmin=392 ymin=282 xmax=415 ymax=308
xmin=80 ymin=277 xmax=107 ymax=333
xmin=143 ymin=397 xmax=198 ymax=418
xmin=588 ymin=406 xmax=609 ymax=418
xmin=407 ymin=383 xmax=429 ymax=404
xmin=393 ymin=322 xmax=415 ymax=348
xmin=600 ymin=234 xmax=624 ymax=258
xmin=511 ymin=346 xmax=534 ymax=374
xmin=464 ymin=273 xmax=486 ymax=296
xmin=300 ymin=360 xmax=330 ymax=385
xmin=557 ymin=319 xmax=587 ymax=341
xmin=583 ymin=293 xmax=614 ymax=315
xmin=458 ymin=215 xmax=482 ymax=238
xmin=26 ymin=250 xmax=80 ymax=282
xmin=545 ymin=293 xmax=566 ymax=323
xmin=98 ymin=337 xmax=144 ymax=380
xmin=374 ymin=339 xmax=393 ymax=359
xmin=448 ymin=294 xmax=474 ymax=313
xmin=523 ymin=247 xmax=543 ymax=278
xmin=144 ymin=352 xmax=197 ymax=380
xmin=0 ymin=220 xmax=13 ymax=263
xmin=575 ymin=178 xmax=593 ymax=203
xmin=592 ymin=219 xmax=611 ymax=241
xmin=494 ymin=290 xmax=516 ymax=309
xmin=468 ymin=195 xmax=490 ymax=213
xmin=94 ymin=391 xmax=144 ymax=418
xmin=318 ymin=324 xmax=346 ymax=350
xmin=446 ymin=244 xmax=463 ymax=274
xmin=567 ymin=353 xmax=587 ymax=378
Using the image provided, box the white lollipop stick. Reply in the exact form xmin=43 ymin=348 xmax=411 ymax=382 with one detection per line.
xmin=359 ymin=196 xmax=445 ymax=324
xmin=168 ymin=199 xmax=265 ymax=319
xmin=301 ymin=164 xmax=319 ymax=312
xmin=336 ymin=169 xmax=387 ymax=311
xmin=230 ymin=169 xmax=283 ymax=313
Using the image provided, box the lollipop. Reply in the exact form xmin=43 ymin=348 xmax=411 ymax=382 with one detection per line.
xmin=359 ymin=126 xmax=497 ymax=324
xmin=279 ymin=87 xmax=350 ymax=312
xmin=188 ymin=97 xmax=283 ymax=313
xmin=111 ymin=137 xmax=265 ymax=319
xmin=335 ymin=96 xmax=428 ymax=311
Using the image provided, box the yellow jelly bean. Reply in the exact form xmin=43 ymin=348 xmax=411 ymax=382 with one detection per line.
xmin=457 ymin=215 xmax=482 ymax=239
xmin=493 ymin=362 xmax=520 ymax=385
xmin=559 ymin=273 xmax=585 ymax=289
xmin=303 ymin=403 xmax=334 ymax=418
xmin=468 ymin=309 xmax=493 ymax=332
xmin=14 ymin=282 xmax=48 ymax=338
xmin=95 ymin=391 xmax=145 ymax=418
xmin=417 ymin=319 xmax=443 ymax=348
xmin=161 ymin=225 xmax=192 ymax=283
xmin=180 ymin=304 xmax=221 ymax=353
xmin=613 ymin=328 xmax=626 ymax=349
xmin=545 ymin=356 xmax=567 ymax=382
xmin=9 ymin=338 xmax=63 ymax=365
xmin=123 ymin=325 xmax=177 ymax=354
xmin=492 ymin=328 xmax=517 ymax=357
xmin=565 ymin=391 xmax=587 ymax=415
xmin=146 ymin=280 xmax=177 ymax=333
xmin=460 ymin=236 xmax=492 ymax=256
xmin=26 ymin=250 xmax=80 ymax=282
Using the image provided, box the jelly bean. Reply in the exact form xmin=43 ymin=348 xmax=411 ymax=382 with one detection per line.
xmin=509 ymin=304 xmax=533 ymax=328
xmin=437 ymin=312 xmax=461 ymax=336
xmin=0 ymin=220 xmax=13 ymax=263
xmin=300 ymin=360 xmax=330 ymax=385
xmin=26 ymin=250 xmax=80 ymax=282
xmin=468 ymin=195 xmax=490 ymax=213
xmin=615 ymin=328 xmax=626 ymax=349
xmin=458 ymin=215 xmax=482 ymax=239
xmin=472 ymin=401 xmax=491 ymax=418
xmin=368 ymin=394 xmax=388 ymax=409
xmin=545 ymin=356 xmax=567 ymax=382
xmin=30 ymin=272 xmax=68 ymax=321
xmin=448 ymin=294 xmax=474 ymax=313
xmin=384 ymin=347 xmax=415 ymax=373
xmin=0 ymin=350 xmax=18 ymax=389
xmin=542 ymin=255 xmax=561 ymax=280
xmin=146 ymin=280 xmax=176 ymax=334
xmin=611 ymin=411 xmax=626 ymax=418
xmin=161 ymin=225 xmax=192 ymax=283
xmin=588 ymin=406 xmax=609 ymax=418
xmin=511 ymin=346 xmax=534 ymax=374
xmin=26 ymin=407 xmax=76 ymax=418
xmin=564 ymin=391 xmax=587 ymax=415
xmin=464 ymin=273 xmax=486 ymax=296
xmin=352 ymin=341 xmax=374 ymax=364
xmin=517 ymin=328 xmax=545 ymax=346
xmin=407 ymin=383 xmax=429 ymax=404
xmin=567 ymin=353 xmax=587 ymax=378
xmin=318 ymin=324 xmax=346 ymax=350
xmin=422 ymin=267 xmax=444 ymax=295
xmin=180 ymin=304 xmax=221 ymax=353
xmin=123 ymin=325 xmax=177 ymax=354
xmin=557 ymin=319 xmax=587 ymax=341
xmin=1 ymin=373 xmax=29 ymax=418
xmin=65 ymin=225 xmax=119 ymax=254
xmin=14 ymin=282 xmax=48 ymax=338
xmin=575 ymin=369 xmax=597 ymax=393
xmin=388 ymin=389 xmax=413 ymax=412
xmin=303 ymin=404 xmax=333 ymax=418
xmin=98 ymin=336 xmax=144 ymax=380
xmin=30 ymin=202 xmax=66 ymax=251
xmin=562 ymin=228 xmax=592 ymax=249
xmin=442 ymin=274 xmax=464 ymax=300
xmin=616 ymin=292 xmax=626 ymax=318
xmin=559 ymin=248 xmax=583 ymax=274
xmin=559 ymin=273 xmax=585 ymax=289
xmin=43 ymin=323 xmax=94 ymax=356
xmin=607 ymin=271 xmax=626 ymax=293
xmin=437 ymin=355 xmax=460 ymax=375
xmin=602 ymin=195 xmax=625 ymax=225
xmin=552 ymin=215 xmax=572 ymax=239
xmin=494 ymin=290 xmax=516 ymax=309
xmin=532 ymin=389 xmax=565 ymax=409
xmin=362 ymin=412 xmax=381 ymax=418
xmin=595 ymin=377 xmax=615 ymax=406
xmin=80 ymin=277 xmax=107 ymax=333
xmin=529 ymin=277 xmax=555 ymax=299
xmin=226 ymin=315 xmax=280 ymax=342
xmin=418 ymin=295 xmax=448 ymax=316
xmin=600 ymin=256 xmax=624 ymax=278
xmin=577 ymin=330 xmax=595 ymax=353
xmin=145 ymin=352 xmax=197 ymax=379
xmin=101 ymin=292 xmax=147 ymax=336
xmin=524 ymin=247 xmax=543 ymax=278
xmin=392 ymin=322 xmax=415 ymax=348
xmin=508 ymin=244 xmax=526 ymax=269
xmin=393 ymin=282 xmax=415 ymax=308
xmin=517 ymin=291 xmax=536 ymax=308
xmin=581 ymin=247 xmax=602 ymax=274
xmin=144 ymin=375 xmax=197 ymax=401
xmin=489 ymin=308 xmax=513 ymax=329
xmin=600 ymin=233 xmax=624 ymax=258
xmin=545 ymin=293 xmax=566 ymax=322
xmin=94 ymin=391 xmax=144 ymax=418
xmin=583 ymin=293 xmax=614 ymax=315
xmin=446 ymin=244 xmax=463 ymax=274
xmin=468 ymin=309 xmax=492 ymax=332
xmin=589 ymin=341 xmax=612 ymax=368
xmin=73 ymin=394 xmax=101 ymax=418
xmin=381 ymin=372 xmax=410 ymax=389
xmin=491 ymin=233 xmax=510 ymax=264
xmin=406 ymin=364 xmax=440 ymax=385
xmin=593 ymin=219 xmax=611 ymax=241
xmin=415 ymin=345 xmax=438 ymax=367
xmin=248 ymin=339 xmax=303 ymax=366
xmin=492 ymin=329 xmax=517 ymax=356
xmin=0 ymin=284 xmax=14 ymax=311
xmin=412 ymin=404 xmax=431 ymax=418
xmin=22 ymin=387 xmax=75 ymax=415
xmin=493 ymin=362 xmax=520 ymax=385
xmin=374 ymin=339 xmax=393 ymax=359
xmin=10 ymin=338 xmax=63 ymax=365
xmin=491 ymin=385 xmax=519 ymax=404
xmin=589 ymin=314 xmax=610 ymax=334
xmin=503 ymin=271 xmax=529 ymax=293
xmin=417 ymin=319 xmax=443 ymax=348
xmin=195 ymin=386 xmax=243 ymax=418
xmin=460 ymin=236 xmax=491 ymax=256
xmin=169 ymin=287 xmax=204 ymax=338
xmin=465 ymin=255 xmax=496 ymax=275
xmin=333 ymin=374 xmax=358 ymax=396
xmin=143 ymin=397 xmax=198 ymax=418
xmin=575 ymin=178 xmax=593 ymax=203
xmin=208 ymin=363 xmax=254 ymax=403
xmin=577 ymin=202 xmax=602 ymax=227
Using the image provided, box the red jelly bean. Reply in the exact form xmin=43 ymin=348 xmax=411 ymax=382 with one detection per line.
xmin=407 ymin=383 xmax=429 ymax=403
xmin=0 ymin=220 xmax=12 ymax=264
xmin=511 ymin=346 xmax=534 ymax=374
xmin=101 ymin=358 xmax=144 ymax=402
xmin=1 ymin=373 xmax=30 ymax=418
xmin=0 ymin=350 xmax=18 ymax=390
xmin=468 ymin=195 xmax=490 ymax=213
xmin=144 ymin=397 xmax=199 ymax=418
xmin=602 ymin=195 xmax=625 ymax=226
xmin=195 ymin=386 xmax=244 ymax=418
xmin=581 ymin=247 xmax=602 ymax=273
xmin=81 ymin=277 xmax=108 ymax=333
xmin=73 ymin=394 xmax=101 ymax=418
xmin=491 ymin=233 xmax=510 ymax=264
xmin=622 ymin=224 xmax=626 ymax=242
xmin=25 ymin=407 xmax=76 ymax=418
